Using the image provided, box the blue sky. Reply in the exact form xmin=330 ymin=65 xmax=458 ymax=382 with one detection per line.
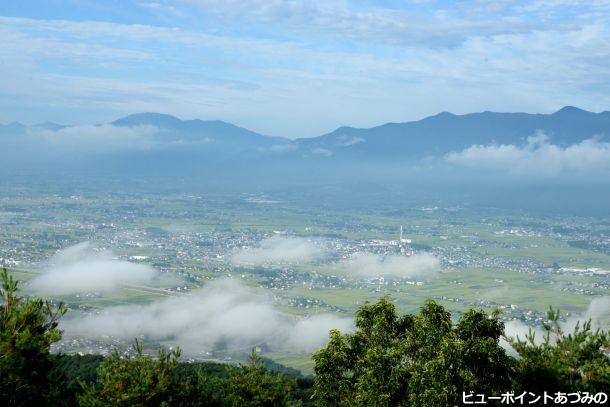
xmin=1 ymin=0 xmax=610 ymax=138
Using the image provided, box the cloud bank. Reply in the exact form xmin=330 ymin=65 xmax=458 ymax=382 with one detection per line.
xmin=341 ymin=252 xmax=440 ymax=278
xmin=61 ymin=278 xmax=352 ymax=355
xmin=29 ymin=242 xmax=157 ymax=295
xmin=231 ymin=236 xmax=327 ymax=266
xmin=28 ymin=124 xmax=160 ymax=152
xmin=446 ymin=133 xmax=610 ymax=177
xmin=287 ymin=314 xmax=352 ymax=353
xmin=560 ymin=296 xmax=610 ymax=334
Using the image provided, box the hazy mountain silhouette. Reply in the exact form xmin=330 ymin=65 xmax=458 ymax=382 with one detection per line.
xmin=3 ymin=107 xmax=609 ymax=159
xmin=112 ymin=112 xmax=288 ymax=151
xmin=2 ymin=107 xmax=609 ymax=213
xmin=294 ymin=106 xmax=610 ymax=158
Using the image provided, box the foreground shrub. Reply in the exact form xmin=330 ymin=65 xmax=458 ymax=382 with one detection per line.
xmin=510 ymin=307 xmax=610 ymax=395
xmin=0 ymin=268 xmax=66 ymax=406
xmin=77 ymin=340 xmax=186 ymax=406
xmin=196 ymin=351 xmax=301 ymax=406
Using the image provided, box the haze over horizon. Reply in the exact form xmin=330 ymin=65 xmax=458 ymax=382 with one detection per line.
xmin=2 ymin=1 xmax=610 ymax=137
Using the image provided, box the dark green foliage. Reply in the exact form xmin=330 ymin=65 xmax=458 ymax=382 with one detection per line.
xmin=313 ymin=299 xmax=513 ymax=406
xmin=50 ymin=354 xmax=104 ymax=405
xmin=313 ymin=298 xmax=609 ymax=406
xmin=51 ymin=353 xmax=313 ymax=406
xmin=222 ymin=352 xmax=298 ymax=406
xmin=77 ymin=340 xmax=187 ymax=406
xmin=71 ymin=345 xmax=307 ymax=406
xmin=259 ymin=356 xmax=305 ymax=377
xmin=294 ymin=376 xmax=315 ymax=405
xmin=195 ymin=351 xmax=302 ymax=406
xmin=174 ymin=359 xmax=231 ymax=381
xmin=510 ymin=307 xmax=610 ymax=395
xmin=312 ymin=297 xmax=412 ymax=406
xmin=0 ymin=268 xmax=66 ymax=406
xmin=44 ymin=351 xmax=314 ymax=406
xmin=51 ymin=354 xmax=105 ymax=390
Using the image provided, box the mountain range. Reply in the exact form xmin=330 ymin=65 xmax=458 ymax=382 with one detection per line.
xmin=3 ymin=106 xmax=609 ymax=162
xmin=2 ymin=106 xmax=610 ymax=213
xmin=297 ymin=106 xmax=610 ymax=158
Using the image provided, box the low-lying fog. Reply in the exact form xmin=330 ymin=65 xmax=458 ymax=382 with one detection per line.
xmin=32 ymin=241 xmax=608 ymax=357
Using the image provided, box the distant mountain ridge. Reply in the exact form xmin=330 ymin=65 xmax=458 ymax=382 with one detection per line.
xmin=2 ymin=107 xmax=609 ymax=161
xmin=112 ymin=112 xmax=288 ymax=150
xmin=2 ymin=107 xmax=610 ymax=214
xmin=98 ymin=106 xmax=610 ymax=159
xmin=293 ymin=106 xmax=610 ymax=158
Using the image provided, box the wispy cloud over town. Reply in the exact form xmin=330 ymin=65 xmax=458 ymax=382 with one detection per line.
xmin=29 ymin=242 xmax=159 ymax=295
xmin=231 ymin=236 xmax=328 ymax=266
xmin=61 ymin=278 xmax=352 ymax=355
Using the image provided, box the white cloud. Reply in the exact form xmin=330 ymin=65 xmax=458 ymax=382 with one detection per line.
xmin=445 ymin=133 xmax=610 ymax=177
xmin=231 ymin=236 xmax=327 ymax=266
xmin=61 ymin=278 xmax=352 ymax=355
xmin=562 ymin=296 xmax=610 ymax=333
xmin=258 ymin=143 xmax=297 ymax=153
xmin=1 ymin=5 xmax=610 ymax=137
xmin=311 ymin=147 xmax=333 ymax=156
xmin=29 ymin=124 xmax=160 ymax=151
xmin=29 ymin=242 xmax=157 ymax=295
xmin=287 ymin=313 xmax=353 ymax=353
xmin=184 ymin=0 xmax=565 ymax=48
xmin=332 ymin=135 xmax=365 ymax=147
xmin=341 ymin=137 xmax=365 ymax=147
xmin=340 ymin=252 xmax=441 ymax=278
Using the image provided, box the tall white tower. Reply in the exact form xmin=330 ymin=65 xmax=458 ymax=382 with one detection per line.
xmin=399 ymin=225 xmax=412 ymax=244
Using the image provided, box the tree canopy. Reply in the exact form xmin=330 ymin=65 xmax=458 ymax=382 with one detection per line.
xmin=0 ymin=268 xmax=66 ymax=406
xmin=509 ymin=307 xmax=610 ymax=395
xmin=312 ymin=298 xmax=513 ymax=406
xmin=313 ymin=298 xmax=609 ymax=406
